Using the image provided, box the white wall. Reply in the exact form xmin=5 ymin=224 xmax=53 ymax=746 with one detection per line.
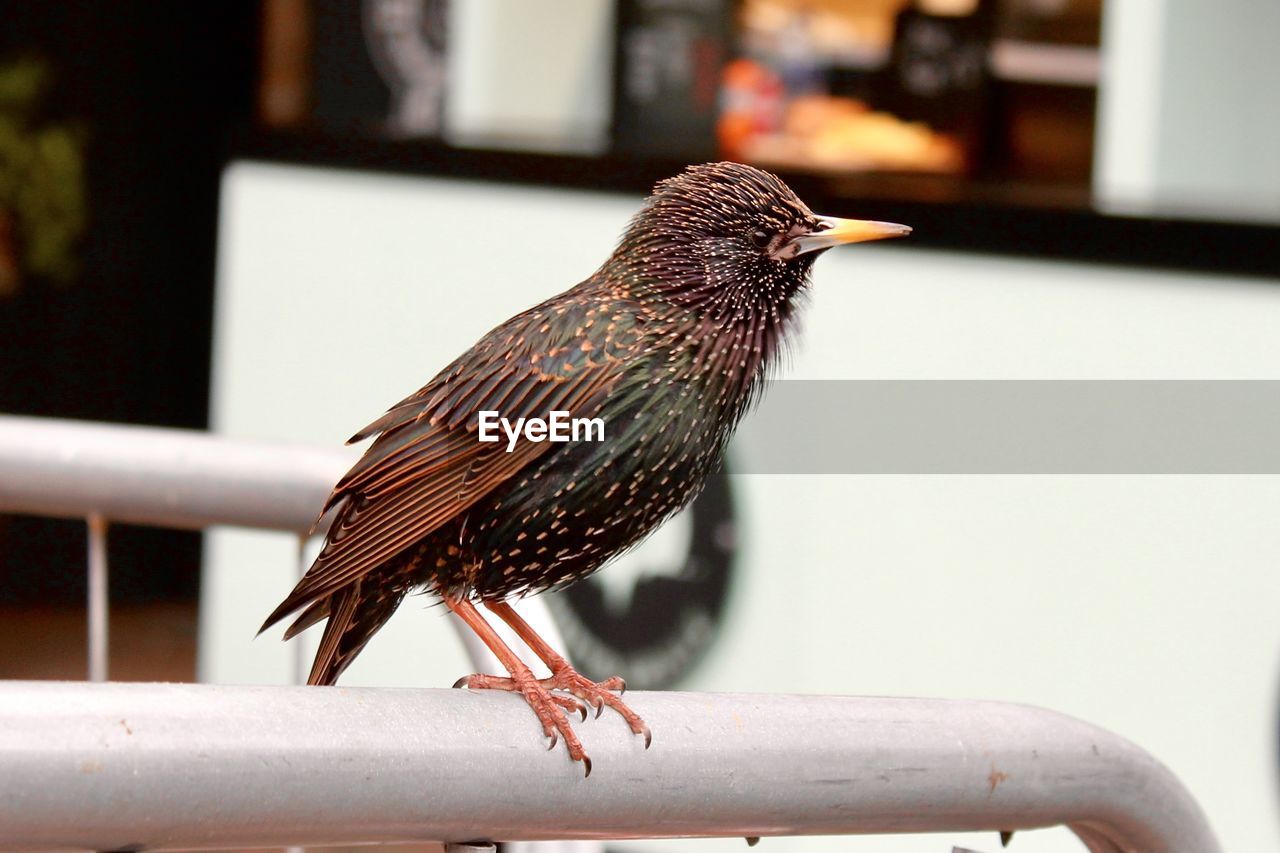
xmin=206 ymin=161 xmax=1280 ymax=852
xmin=1096 ymin=0 xmax=1280 ymax=218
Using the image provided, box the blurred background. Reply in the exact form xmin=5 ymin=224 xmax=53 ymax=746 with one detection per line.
xmin=1 ymin=1 xmax=1279 ymax=852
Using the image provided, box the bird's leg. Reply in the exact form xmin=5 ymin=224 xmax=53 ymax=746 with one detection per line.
xmin=443 ymin=594 xmax=593 ymax=774
xmin=485 ymin=600 xmax=651 ymax=748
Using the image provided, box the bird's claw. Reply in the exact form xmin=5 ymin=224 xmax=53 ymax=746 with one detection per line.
xmin=539 ymin=666 xmax=649 ymax=748
xmin=449 ymin=665 xmax=642 ymax=773
xmin=550 ymin=693 xmax=588 ymax=721
xmin=456 ymin=667 xmax=594 ymax=773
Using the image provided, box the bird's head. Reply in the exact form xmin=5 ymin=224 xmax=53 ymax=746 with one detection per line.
xmin=612 ymin=161 xmax=910 ymax=318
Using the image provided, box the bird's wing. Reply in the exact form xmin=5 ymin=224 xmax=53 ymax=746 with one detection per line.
xmin=261 ymin=296 xmax=629 ymax=631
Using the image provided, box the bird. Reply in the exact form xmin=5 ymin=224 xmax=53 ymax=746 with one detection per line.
xmin=261 ymin=161 xmax=910 ymax=775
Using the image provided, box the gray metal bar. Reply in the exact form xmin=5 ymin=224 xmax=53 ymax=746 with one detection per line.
xmin=0 ymin=682 xmax=1218 ymax=852
xmin=293 ymin=533 xmax=310 ymax=686
xmin=0 ymin=415 xmax=1219 ymax=851
xmin=85 ymin=513 xmax=108 ymax=682
xmin=0 ymin=415 xmax=348 ymax=533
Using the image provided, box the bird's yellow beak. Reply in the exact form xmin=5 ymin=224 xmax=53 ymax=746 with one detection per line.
xmin=788 ymin=215 xmax=912 ymax=257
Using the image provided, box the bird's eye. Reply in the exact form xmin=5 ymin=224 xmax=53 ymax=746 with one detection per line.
xmin=750 ymin=230 xmax=771 ymax=249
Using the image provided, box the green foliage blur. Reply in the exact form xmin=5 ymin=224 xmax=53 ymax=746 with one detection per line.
xmin=0 ymin=56 xmax=87 ymax=296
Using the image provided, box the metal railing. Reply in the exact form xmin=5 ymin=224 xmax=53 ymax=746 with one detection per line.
xmin=0 ymin=414 xmax=1221 ymax=852
xmin=0 ymin=414 xmax=348 ymax=684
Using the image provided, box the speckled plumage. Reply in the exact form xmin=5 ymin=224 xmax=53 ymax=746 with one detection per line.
xmin=262 ymin=162 xmax=907 ymax=771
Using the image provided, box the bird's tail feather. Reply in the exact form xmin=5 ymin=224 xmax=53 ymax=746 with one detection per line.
xmin=258 ymin=587 xmax=313 ymax=637
xmin=306 ymin=582 xmax=404 ymax=686
xmin=283 ymin=597 xmax=330 ymax=640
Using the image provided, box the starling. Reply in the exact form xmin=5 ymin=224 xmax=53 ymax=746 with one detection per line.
xmin=261 ymin=161 xmax=909 ymax=774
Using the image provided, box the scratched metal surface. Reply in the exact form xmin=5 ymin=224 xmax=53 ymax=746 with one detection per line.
xmin=0 ymin=682 xmax=1217 ymax=851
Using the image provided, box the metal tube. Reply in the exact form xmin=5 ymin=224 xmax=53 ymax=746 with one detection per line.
xmin=0 ymin=415 xmax=348 ymax=533
xmin=0 ymin=682 xmax=1218 ymax=852
xmin=293 ymin=533 xmax=310 ymax=686
xmin=85 ymin=514 xmax=109 ymax=682
xmin=286 ymin=536 xmax=308 ymax=853
xmin=0 ymin=416 xmax=1220 ymax=851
